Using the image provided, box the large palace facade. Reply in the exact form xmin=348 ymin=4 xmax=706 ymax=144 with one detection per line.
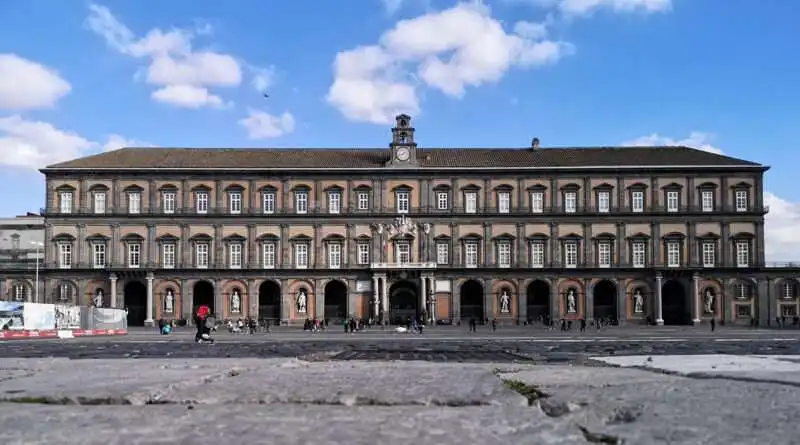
xmin=29 ymin=115 xmax=798 ymax=326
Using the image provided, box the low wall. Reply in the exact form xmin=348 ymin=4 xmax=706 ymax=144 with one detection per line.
xmin=1 ymin=301 xmax=127 ymax=332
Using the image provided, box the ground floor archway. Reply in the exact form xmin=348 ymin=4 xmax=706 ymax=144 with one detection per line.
xmin=389 ymin=280 xmax=418 ymax=325
xmin=526 ymin=280 xmax=550 ymax=324
xmin=324 ymin=280 xmax=348 ymax=321
xmin=460 ymin=280 xmax=484 ymax=323
xmin=193 ymin=280 xmax=215 ymax=316
xmin=593 ymin=280 xmax=618 ymax=323
xmin=258 ymin=281 xmax=281 ymax=322
xmin=662 ymin=280 xmax=689 ymax=325
xmin=123 ymin=281 xmax=147 ymax=326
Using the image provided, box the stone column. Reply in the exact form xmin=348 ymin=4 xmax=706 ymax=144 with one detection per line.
xmin=692 ymin=273 xmax=701 ymax=324
xmin=420 ymin=276 xmax=427 ymax=319
xmin=428 ymin=277 xmax=436 ymax=324
xmin=214 ymin=279 xmax=224 ymax=318
xmin=655 ymin=273 xmax=664 ymax=325
xmin=372 ymin=276 xmax=380 ymax=317
xmin=145 ymin=272 xmax=154 ymax=326
xmin=484 ymin=278 xmax=493 ymax=321
xmin=616 ymin=280 xmax=626 ymax=326
xmin=584 ymin=278 xmax=594 ymax=321
xmin=110 ymin=273 xmax=118 ymax=308
xmin=381 ymin=276 xmax=388 ymax=314
xmin=549 ymin=277 xmax=559 ymax=322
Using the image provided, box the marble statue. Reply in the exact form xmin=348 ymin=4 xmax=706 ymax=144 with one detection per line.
xmin=297 ymin=290 xmax=308 ymax=313
xmin=422 ymin=223 xmax=431 ymax=234
xmin=500 ymin=290 xmax=511 ymax=313
xmin=93 ymin=289 xmax=104 ymax=308
xmin=633 ymin=289 xmax=644 ymax=313
xmin=704 ymin=289 xmax=714 ymax=314
xmin=231 ymin=289 xmax=241 ymax=313
xmin=566 ymin=289 xmax=577 ymax=313
xmin=164 ymin=289 xmax=174 ymax=313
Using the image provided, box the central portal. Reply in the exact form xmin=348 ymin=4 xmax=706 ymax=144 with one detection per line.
xmin=389 ymin=280 xmax=419 ymax=325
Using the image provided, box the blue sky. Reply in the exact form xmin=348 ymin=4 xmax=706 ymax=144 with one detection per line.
xmin=1 ymin=0 xmax=799 ymax=258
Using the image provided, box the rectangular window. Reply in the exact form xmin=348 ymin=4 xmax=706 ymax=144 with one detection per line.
xmin=437 ymin=192 xmax=448 ymax=210
xmin=229 ymin=244 xmax=242 ymax=269
xmin=94 ymin=192 xmax=106 ymax=214
xmin=263 ymin=192 xmax=275 ymax=214
xmin=13 ymin=284 xmax=25 ymax=302
xmin=262 ymin=243 xmax=276 ymax=269
xmin=163 ymin=192 xmax=176 ymax=214
xmin=229 ymin=192 xmax=242 ymax=214
xmin=436 ymin=243 xmax=449 ymax=264
xmin=598 ymin=242 xmax=611 ymax=267
xmin=736 ymin=305 xmax=751 ymax=318
xmin=531 ymin=192 xmax=544 ymax=213
xmin=736 ymin=242 xmax=749 ymax=267
xmin=564 ymin=192 xmax=577 ymax=213
xmin=632 ymin=242 xmax=646 ymax=268
xmin=295 ymin=191 xmax=308 ymax=214
xmin=396 ymin=242 xmax=411 ymax=264
xmin=328 ymin=243 xmax=342 ymax=268
xmin=530 ymin=243 xmax=545 ymax=267
xmin=666 ymin=242 xmax=680 ymax=267
xmin=564 ymin=243 xmax=578 ymax=267
xmin=128 ymin=243 xmax=141 ymax=268
xmin=666 ymin=191 xmax=679 ymax=212
xmin=357 ymin=243 xmax=370 ymax=265
xmin=465 ymin=242 xmax=479 ymax=267
xmin=295 ymin=243 xmax=309 ymax=269
xmin=631 ymin=191 xmax=644 ymax=213
xmin=328 ymin=192 xmax=341 ymax=214
xmin=58 ymin=244 xmax=72 ymax=268
xmin=162 ymin=244 xmax=176 ymax=269
xmin=396 ymin=191 xmax=410 ymax=213
xmin=497 ymin=243 xmax=511 ymax=267
xmin=498 ymin=192 xmax=511 ymax=214
xmin=59 ymin=191 xmax=73 ymax=213
xmin=93 ymin=243 xmax=105 ymax=269
xmin=196 ymin=192 xmax=209 ymax=214
xmin=701 ymin=190 xmax=714 ymax=212
xmin=357 ymin=192 xmax=369 ymax=210
xmin=702 ymin=242 xmax=715 ymax=267
xmin=128 ymin=192 xmax=141 ymax=214
xmin=465 ymin=192 xmax=477 ymax=213
xmin=195 ymin=243 xmax=209 ymax=269
xmin=735 ymin=190 xmax=748 ymax=212
xmin=597 ymin=191 xmax=610 ymax=213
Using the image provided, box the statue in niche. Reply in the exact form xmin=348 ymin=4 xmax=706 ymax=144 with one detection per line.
xmin=231 ymin=289 xmax=241 ymax=313
xmin=164 ymin=289 xmax=175 ymax=313
xmin=93 ymin=289 xmax=104 ymax=308
xmin=499 ymin=289 xmax=511 ymax=313
xmin=703 ymin=288 xmax=714 ymax=314
xmin=566 ymin=288 xmax=577 ymax=313
xmin=633 ymin=289 xmax=644 ymax=314
xmin=297 ymin=289 xmax=308 ymax=313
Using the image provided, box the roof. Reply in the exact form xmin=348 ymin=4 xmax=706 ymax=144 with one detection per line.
xmin=41 ymin=146 xmax=763 ymax=171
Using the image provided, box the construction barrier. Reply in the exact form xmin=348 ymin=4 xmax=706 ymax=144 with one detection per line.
xmin=0 ymin=302 xmax=127 ymax=341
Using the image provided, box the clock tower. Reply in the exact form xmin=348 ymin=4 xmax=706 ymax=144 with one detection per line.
xmin=386 ymin=114 xmax=419 ymax=167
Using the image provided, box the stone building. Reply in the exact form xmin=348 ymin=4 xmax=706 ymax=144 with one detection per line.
xmin=36 ymin=115 xmax=796 ymax=326
xmin=0 ymin=215 xmax=44 ymax=302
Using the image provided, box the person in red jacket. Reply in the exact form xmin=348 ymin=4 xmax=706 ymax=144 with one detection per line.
xmin=194 ymin=305 xmax=214 ymax=343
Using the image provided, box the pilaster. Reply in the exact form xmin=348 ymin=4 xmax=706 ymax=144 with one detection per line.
xmin=247 ymin=224 xmax=257 ymax=267
xmin=721 ymin=222 xmax=730 ymax=266
xmin=516 ymin=278 xmax=526 ymax=323
xmin=180 ymin=224 xmax=190 ymax=267
xmin=214 ymin=224 xmax=223 ymax=268
xmin=584 ymin=278 xmax=594 ymax=321
xmin=280 ymin=224 xmax=290 ymax=266
xmin=147 ymin=223 xmax=156 ymax=267
xmin=248 ymin=179 xmax=257 ymax=213
xmin=655 ymin=273 xmax=664 ymax=325
xmin=483 ymin=222 xmax=492 ymax=266
xmin=616 ymin=278 xmax=626 ymax=325
xmin=616 ymin=222 xmax=626 ymax=266
xmin=516 ymin=223 xmax=526 ymax=267
xmin=76 ymin=224 xmax=86 ymax=268
xmin=757 ymin=278 xmax=770 ymax=326
xmin=549 ymin=223 xmax=559 ymax=267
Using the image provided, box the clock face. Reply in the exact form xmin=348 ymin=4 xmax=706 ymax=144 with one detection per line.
xmin=396 ymin=147 xmax=410 ymax=161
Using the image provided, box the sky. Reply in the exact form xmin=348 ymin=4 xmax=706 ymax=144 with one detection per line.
xmin=1 ymin=0 xmax=799 ymax=260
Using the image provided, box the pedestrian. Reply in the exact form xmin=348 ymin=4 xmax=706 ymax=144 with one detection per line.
xmin=194 ymin=305 xmax=213 ymax=343
xmin=710 ymin=317 xmax=715 ymax=332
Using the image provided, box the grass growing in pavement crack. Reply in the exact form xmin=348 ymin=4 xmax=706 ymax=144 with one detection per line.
xmin=578 ymin=425 xmax=621 ymax=444
xmin=502 ymin=379 xmax=549 ymax=405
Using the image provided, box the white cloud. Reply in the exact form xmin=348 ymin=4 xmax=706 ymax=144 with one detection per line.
xmin=622 ymin=131 xmax=722 ymax=154
xmin=0 ymin=54 xmax=72 ymax=110
xmin=519 ymin=0 xmax=671 ymax=16
xmin=327 ymin=2 xmax=573 ymax=124
xmin=238 ymin=109 xmax=295 ymax=139
xmin=102 ymin=134 xmax=153 ymax=152
xmin=85 ymin=4 xmax=241 ymax=109
xmin=382 ymin=0 xmax=405 ymax=15
xmin=249 ymin=65 xmax=276 ymax=93
xmin=0 ymin=115 xmax=147 ymax=169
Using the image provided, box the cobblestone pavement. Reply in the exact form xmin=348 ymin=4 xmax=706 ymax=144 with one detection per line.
xmin=1 ymin=326 xmax=799 ymax=361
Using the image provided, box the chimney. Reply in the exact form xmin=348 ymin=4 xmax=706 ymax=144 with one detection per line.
xmin=531 ymin=137 xmax=540 ymax=149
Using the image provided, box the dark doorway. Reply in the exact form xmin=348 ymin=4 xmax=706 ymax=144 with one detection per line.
xmin=460 ymin=280 xmax=484 ymax=323
xmin=662 ymin=280 xmax=689 ymax=325
xmin=593 ymin=280 xmax=618 ymax=323
xmin=389 ymin=280 xmax=418 ymax=324
xmin=526 ymin=280 xmax=550 ymax=324
xmin=258 ymin=281 xmax=281 ymax=322
xmin=324 ymin=280 xmax=348 ymax=321
xmin=193 ymin=280 xmax=215 ymax=316
xmin=123 ymin=281 xmax=147 ymax=326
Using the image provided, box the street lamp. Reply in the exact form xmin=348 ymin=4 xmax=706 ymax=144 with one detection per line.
xmin=30 ymin=241 xmax=43 ymax=303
